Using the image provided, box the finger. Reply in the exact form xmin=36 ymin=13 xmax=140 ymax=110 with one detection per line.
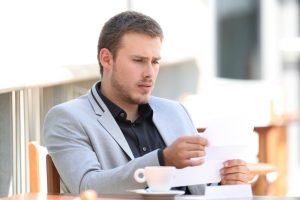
xmin=223 ymin=159 xmax=246 ymax=167
xmin=221 ymin=179 xmax=246 ymax=185
xmin=183 ymin=157 xmax=205 ymax=167
xmin=190 ymin=157 xmax=205 ymax=166
xmin=184 ymin=143 xmax=206 ymax=151
xmin=182 ymin=136 xmax=208 ymax=146
xmin=221 ymin=173 xmax=249 ymax=183
xmin=175 ymin=137 xmax=207 ymax=151
xmin=221 ymin=165 xmax=249 ymax=175
xmin=182 ymin=150 xmax=206 ymax=159
xmin=173 ymin=157 xmax=205 ymax=169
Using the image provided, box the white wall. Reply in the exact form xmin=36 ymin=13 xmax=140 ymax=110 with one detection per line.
xmin=0 ymin=0 xmax=127 ymax=86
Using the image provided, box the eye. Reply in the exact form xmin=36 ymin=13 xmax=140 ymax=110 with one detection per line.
xmin=133 ymin=59 xmax=143 ymax=63
xmin=152 ymin=60 xmax=160 ymax=65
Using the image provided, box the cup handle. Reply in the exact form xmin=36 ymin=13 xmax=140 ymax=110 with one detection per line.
xmin=134 ymin=168 xmax=146 ymax=183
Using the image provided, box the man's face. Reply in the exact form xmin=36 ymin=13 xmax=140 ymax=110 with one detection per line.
xmin=108 ymin=32 xmax=161 ymax=106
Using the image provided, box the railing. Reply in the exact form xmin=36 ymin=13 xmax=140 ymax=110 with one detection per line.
xmin=0 ymin=64 xmax=99 ymax=197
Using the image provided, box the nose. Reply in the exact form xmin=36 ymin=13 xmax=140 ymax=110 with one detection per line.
xmin=143 ymin=62 xmax=155 ymax=78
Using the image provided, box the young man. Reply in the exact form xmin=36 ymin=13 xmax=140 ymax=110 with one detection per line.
xmin=44 ymin=11 xmax=249 ymax=195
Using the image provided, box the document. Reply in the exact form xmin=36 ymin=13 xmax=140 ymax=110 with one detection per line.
xmin=171 ymin=114 xmax=254 ymax=187
xmin=204 ymin=184 xmax=252 ymax=199
xmin=179 ymin=185 xmax=253 ymax=200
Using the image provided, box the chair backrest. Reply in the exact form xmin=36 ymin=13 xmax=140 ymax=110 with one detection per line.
xmin=46 ymin=154 xmax=60 ymax=193
xmin=28 ymin=141 xmax=60 ymax=194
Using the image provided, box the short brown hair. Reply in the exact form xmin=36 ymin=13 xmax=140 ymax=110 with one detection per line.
xmin=97 ymin=11 xmax=163 ymax=76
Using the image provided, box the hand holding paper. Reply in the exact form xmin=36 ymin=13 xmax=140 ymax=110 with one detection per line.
xmin=171 ymin=114 xmax=254 ymax=187
xmin=163 ymin=135 xmax=208 ymax=169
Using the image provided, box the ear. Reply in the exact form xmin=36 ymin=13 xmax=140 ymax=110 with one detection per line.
xmin=99 ymin=48 xmax=113 ymax=70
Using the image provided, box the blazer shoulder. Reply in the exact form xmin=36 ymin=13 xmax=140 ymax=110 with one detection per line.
xmin=149 ymin=96 xmax=181 ymax=107
xmin=149 ymin=96 xmax=183 ymax=110
xmin=45 ymin=94 xmax=90 ymax=119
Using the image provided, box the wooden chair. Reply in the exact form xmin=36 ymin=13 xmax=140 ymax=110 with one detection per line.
xmin=247 ymin=162 xmax=278 ymax=195
xmin=29 ymin=141 xmax=60 ymax=194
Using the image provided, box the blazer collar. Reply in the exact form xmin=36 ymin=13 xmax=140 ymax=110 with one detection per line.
xmin=87 ymin=81 xmax=134 ymax=159
xmin=87 ymin=82 xmax=177 ymax=159
xmin=149 ymin=98 xmax=180 ymax=146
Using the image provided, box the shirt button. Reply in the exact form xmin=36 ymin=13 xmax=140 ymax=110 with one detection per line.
xmin=132 ymin=123 xmax=136 ymax=127
xmin=120 ymin=112 xmax=125 ymax=118
xmin=142 ymin=147 xmax=147 ymax=152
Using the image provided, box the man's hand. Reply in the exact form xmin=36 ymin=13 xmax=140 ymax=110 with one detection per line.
xmin=220 ymin=159 xmax=250 ymax=185
xmin=163 ymin=135 xmax=208 ymax=169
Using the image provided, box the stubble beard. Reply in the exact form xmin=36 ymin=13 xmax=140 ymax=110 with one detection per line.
xmin=111 ymin=67 xmax=150 ymax=105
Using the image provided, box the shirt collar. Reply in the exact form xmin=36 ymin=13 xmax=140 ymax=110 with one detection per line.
xmin=96 ymin=82 xmax=153 ymax=121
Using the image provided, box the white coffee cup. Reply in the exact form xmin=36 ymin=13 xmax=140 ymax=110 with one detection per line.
xmin=134 ymin=166 xmax=176 ymax=192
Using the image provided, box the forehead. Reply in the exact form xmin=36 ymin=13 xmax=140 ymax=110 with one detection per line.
xmin=118 ymin=32 xmax=162 ymax=56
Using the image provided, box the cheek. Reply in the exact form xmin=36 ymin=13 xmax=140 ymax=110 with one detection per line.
xmin=117 ymin=66 xmax=139 ymax=82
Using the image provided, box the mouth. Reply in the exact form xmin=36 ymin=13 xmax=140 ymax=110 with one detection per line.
xmin=139 ymin=83 xmax=152 ymax=87
xmin=138 ymin=83 xmax=153 ymax=93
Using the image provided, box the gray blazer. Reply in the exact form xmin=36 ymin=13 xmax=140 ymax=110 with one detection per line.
xmin=44 ymin=81 xmax=205 ymax=195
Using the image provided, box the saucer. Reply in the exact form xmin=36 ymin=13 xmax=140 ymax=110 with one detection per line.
xmin=129 ymin=189 xmax=185 ymax=197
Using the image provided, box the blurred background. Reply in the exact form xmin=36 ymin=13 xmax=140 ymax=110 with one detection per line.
xmin=0 ymin=0 xmax=299 ymax=197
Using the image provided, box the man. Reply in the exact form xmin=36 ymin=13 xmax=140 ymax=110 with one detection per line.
xmin=44 ymin=11 xmax=249 ymax=195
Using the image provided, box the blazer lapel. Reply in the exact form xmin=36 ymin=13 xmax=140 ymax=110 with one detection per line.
xmin=88 ymin=83 xmax=134 ymax=159
xmin=150 ymin=99 xmax=179 ymax=146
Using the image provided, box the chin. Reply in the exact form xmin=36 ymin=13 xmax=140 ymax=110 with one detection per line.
xmin=134 ymin=96 xmax=150 ymax=105
xmin=138 ymin=98 xmax=149 ymax=105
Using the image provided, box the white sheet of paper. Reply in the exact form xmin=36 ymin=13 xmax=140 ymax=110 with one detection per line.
xmin=171 ymin=146 xmax=247 ymax=186
xmin=172 ymin=160 xmax=222 ymax=187
xmin=201 ymin=113 xmax=254 ymax=146
xmin=205 ymin=184 xmax=253 ymax=199
xmin=171 ymin=114 xmax=254 ymax=187
xmin=178 ymin=185 xmax=253 ymax=200
xmin=206 ymin=146 xmax=246 ymax=160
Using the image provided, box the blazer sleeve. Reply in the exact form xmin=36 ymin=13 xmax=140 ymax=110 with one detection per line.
xmin=43 ymin=104 xmax=161 ymax=195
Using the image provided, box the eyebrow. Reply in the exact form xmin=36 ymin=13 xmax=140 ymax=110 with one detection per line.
xmin=131 ymin=55 xmax=161 ymax=60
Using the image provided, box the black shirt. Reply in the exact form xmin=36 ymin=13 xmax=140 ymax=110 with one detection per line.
xmin=97 ymin=86 xmax=166 ymax=162
xmin=97 ymin=84 xmax=189 ymax=193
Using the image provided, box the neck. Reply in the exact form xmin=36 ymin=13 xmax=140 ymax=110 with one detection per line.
xmin=124 ymin=106 xmax=139 ymax=122
xmin=100 ymin=82 xmax=139 ymax=122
